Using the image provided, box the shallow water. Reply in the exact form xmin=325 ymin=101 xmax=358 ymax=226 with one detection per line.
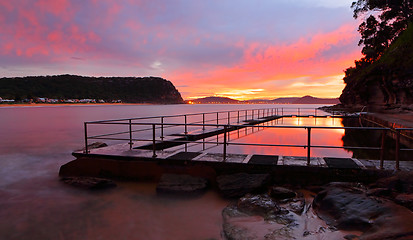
xmin=0 ymin=103 xmax=346 ymax=239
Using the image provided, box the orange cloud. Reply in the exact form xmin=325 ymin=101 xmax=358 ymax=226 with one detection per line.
xmin=168 ymin=24 xmax=361 ymax=100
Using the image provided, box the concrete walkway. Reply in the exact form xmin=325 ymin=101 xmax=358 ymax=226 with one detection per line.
xmin=369 ymin=113 xmax=413 ymax=128
xmin=73 ymin=143 xmax=413 ymax=171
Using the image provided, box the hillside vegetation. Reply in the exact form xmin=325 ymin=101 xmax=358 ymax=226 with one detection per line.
xmin=0 ymin=75 xmax=184 ymax=104
xmin=340 ymin=23 xmax=413 ymax=109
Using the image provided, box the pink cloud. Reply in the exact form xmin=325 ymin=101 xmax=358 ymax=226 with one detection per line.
xmin=0 ymin=1 xmax=14 ymax=11
xmin=25 ymin=45 xmax=49 ymax=57
xmin=36 ymin=0 xmax=70 ymax=15
xmin=47 ymin=31 xmax=63 ymax=42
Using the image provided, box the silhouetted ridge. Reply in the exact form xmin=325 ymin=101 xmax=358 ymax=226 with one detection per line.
xmin=0 ymin=75 xmax=184 ymax=104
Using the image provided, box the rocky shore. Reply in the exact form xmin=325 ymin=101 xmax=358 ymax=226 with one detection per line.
xmin=218 ymin=171 xmax=413 ymax=240
xmin=63 ymin=170 xmax=413 ymax=239
xmin=138 ymin=171 xmax=413 ymax=239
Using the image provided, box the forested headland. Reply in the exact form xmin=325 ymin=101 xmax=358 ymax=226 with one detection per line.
xmin=0 ymin=75 xmax=184 ymax=104
xmin=340 ymin=0 xmax=413 ymax=111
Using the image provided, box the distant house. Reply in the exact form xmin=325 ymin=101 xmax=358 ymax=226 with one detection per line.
xmin=0 ymin=97 xmax=15 ymax=103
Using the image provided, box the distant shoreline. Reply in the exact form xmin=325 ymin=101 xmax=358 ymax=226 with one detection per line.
xmin=0 ymin=103 xmax=153 ymax=108
xmin=0 ymin=102 xmax=337 ymax=108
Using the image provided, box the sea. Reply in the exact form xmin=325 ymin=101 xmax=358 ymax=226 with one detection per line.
xmin=0 ymin=103 xmax=349 ymax=240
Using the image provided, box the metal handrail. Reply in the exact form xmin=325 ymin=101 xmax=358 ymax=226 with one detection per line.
xmin=82 ymin=108 xmax=412 ymax=170
xmin=85 ymin=107 xmax=330 ymax=124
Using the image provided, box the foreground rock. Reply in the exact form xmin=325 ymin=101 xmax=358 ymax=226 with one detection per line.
xmin=222 ymin=193 xmax=297 ymax=240
xmin=373 ymin=171 xmax=413 ymax=194
xmin=222 ymin=187 xmax=351 ymax=240
xmin=269 ymin=186 xmax=297 ymax=200
xmin=369 ymin=171 xmax=413 ymax=211
xmin=156 ymin=174 xmax=208 ymax=196
xmin=216 ymin=173 xmax=269 ymax=198
xmin=61 ymin=176 xmax=116 ymax=190
xmin=313 ymin=182 xmax=413 ymax=239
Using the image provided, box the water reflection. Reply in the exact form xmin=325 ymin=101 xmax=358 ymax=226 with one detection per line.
xmin=184 ymin=116 xmax=411 ymax=161
xmin=341 ymin=118 xmax=411 ymax=161
xmin=184 ymin=117 xmax=352 ymax=158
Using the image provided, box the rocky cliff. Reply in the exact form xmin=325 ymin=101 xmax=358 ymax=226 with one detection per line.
xmin=340 ymin=24 xmax=413 ymax=111
xmin=0 ymin=75 xmax=184 ymax=104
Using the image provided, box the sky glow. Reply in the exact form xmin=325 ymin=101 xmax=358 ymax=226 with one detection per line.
xmin=0 ymin=0 xmax=362 ymax=100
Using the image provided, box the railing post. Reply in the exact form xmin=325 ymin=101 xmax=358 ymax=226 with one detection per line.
xmin=129 ymin=119 xmax=133 ymax=149
xmin=84 ymin=122 xmax=89 ymax=154
xmin=245 ymin=110 xmax=247 ymax=121
xmin=307 ymin=127 xmax=311 ymax=166
xmin=380 ymin=129 xmax=386 ymax=169
xmin=216 ymin=112 xmax=219 ymax=128
xmin=161 ymin=117 xmax=164 ymax=141
xmin=184 ymin=115 xmax=188 ymax=134
xmin=152 ymin=124 xmax=157 ymax=158
xmin=395 ymin=129 xmax=400 ymax=170
xmin=315 ymin=109 xmax=317 ymax=117
xmin=223 ymin=125 xmax=227 ymax=162
xmin=228 ymin=111 xmax=230 ymax=125
xmin=252 ymin=110 xmax=254 ymax=120
xmin=202 ymin=113 xmax=205 ymax=130
xmin=282 ymin=108 xmax=283 ymax=116
xmin=237 ymin=111 xmax=240 ymax=123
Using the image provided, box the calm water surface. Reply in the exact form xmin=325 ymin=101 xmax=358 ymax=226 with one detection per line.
xmin=0 ymin=104 xmax=336 ymax=240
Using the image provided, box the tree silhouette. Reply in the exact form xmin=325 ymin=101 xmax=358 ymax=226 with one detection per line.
xmin=351 ymin=0 xmax=413 ymax=63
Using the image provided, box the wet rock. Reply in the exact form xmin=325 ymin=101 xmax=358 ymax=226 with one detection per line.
xmin=285 ymin=192 xmax=305 ymax=215
xmin=374 ymin=171 xmax=413 ymax=194
xmin=237 ymin=194 xmax=282 ymax=218
xmin=269 ymin=186 xmax=297 ymax=200
xmin=216 ymin=173 xmax=270 ymax=198
xmin=222 ymin=194 xmax=298 ymax=240
xmin=61 ymin=176 xmax=116 ymax=190
xmin=366 ymin=188 xmax=393 ymax=197
xmin=264 ymin=227 xmax=295 ymax=240
xmin=313 ymin=186 xmax=384 ymax=231
xmin=156 ymin=174 xmax=208 ymax=196
xmin=313 ymin=183 xmax=413 ymax=239
xmin=394 ymin=193 xmax=413 ymax=211
xmin=222 ymin=223 xmax=256 ymax=240
xmin=344 ymin=234 xmax=360 ymax=240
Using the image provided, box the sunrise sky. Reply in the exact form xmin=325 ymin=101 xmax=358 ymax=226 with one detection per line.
xmin=0 ymin=0 xmax=362 ymax=100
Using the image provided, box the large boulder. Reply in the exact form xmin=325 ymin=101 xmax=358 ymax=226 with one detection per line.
xmin=222 ymin=193 xmax=297 ymax=240
xmin=221 ymin=189 xmax=345 ymax=240
xmin=237 ymin=194 xmax=283 ymax=218
xmin=369 ymin=171 xmax=413 ymax=210
xmin=216 ymin=173 xmax=270 ymax=198
xmin=156 ymin=174 xmax=208 ymax=196
xmin=394 ymin=193 xmax=413 ymax=212
xmin=313 ymin=183 xmax=413 ymax=239
xmin=373 ymin=171 xmax=413 ymax=194
xmin=269 ymin=186 xmax=297 ymax=200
